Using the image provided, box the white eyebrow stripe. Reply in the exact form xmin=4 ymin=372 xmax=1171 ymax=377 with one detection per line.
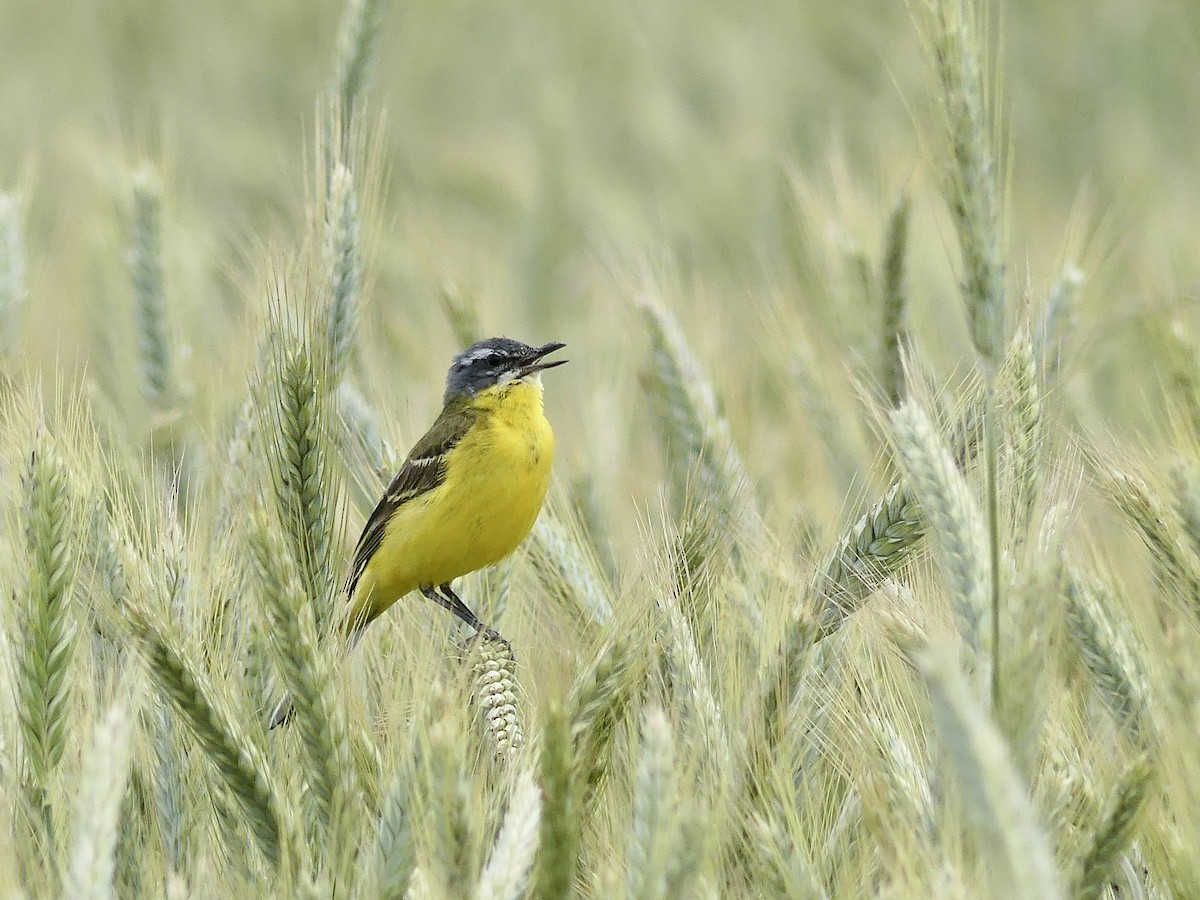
xmin=463 ymin=347 xmax=500 ymax=363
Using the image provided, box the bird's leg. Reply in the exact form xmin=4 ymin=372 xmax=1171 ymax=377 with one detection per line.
xmin=420 ymin=584 xmax=484 ymax=632
xmin=437 ymin=583 xmax=498 ymax=640
xmin=437 ymin=583 xmax=507 ymax=645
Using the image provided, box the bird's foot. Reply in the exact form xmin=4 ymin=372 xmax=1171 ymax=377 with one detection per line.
xmin=459 ymin=626 xmax=514 ymax=660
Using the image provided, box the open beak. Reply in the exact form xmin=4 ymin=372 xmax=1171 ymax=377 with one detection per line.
xmin=519 ymin=341 xmax=567 ymax=376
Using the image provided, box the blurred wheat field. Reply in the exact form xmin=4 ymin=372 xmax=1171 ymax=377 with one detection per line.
xmin=1 ymin=0 xmax=1200 ymax=896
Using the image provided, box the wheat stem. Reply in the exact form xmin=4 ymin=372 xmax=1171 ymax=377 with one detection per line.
xmin=985 ymin=386 xmax=1001 ymax=707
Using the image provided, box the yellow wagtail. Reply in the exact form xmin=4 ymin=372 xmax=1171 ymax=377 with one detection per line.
xmin=270 ymin=337 xmax=565 ymax=727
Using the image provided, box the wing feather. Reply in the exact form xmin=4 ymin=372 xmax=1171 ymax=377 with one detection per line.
xmin=344 ymin=405 xmax=477 ymax=599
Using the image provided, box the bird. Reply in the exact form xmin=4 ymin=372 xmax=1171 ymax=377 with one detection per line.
xmin=270 ymin=337 xmax=566 ymax=727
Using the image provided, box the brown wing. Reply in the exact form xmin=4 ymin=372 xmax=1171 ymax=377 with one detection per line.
xmin=344 ymin=404 xmax=478 ymax=599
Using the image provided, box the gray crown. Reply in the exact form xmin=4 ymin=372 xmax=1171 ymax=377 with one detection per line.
xmin=444 ymin=337 xmax=554 ymax=402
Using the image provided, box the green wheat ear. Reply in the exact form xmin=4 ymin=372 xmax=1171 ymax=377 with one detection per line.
xmin=475 ymin=769 xmax=541 ymax=900
xmin=529 ymin=513 xmax=614 ymax=627
xmin=922 ymin=0 xmax=1006 ymax=369
xmin=888 ymin=399 xmax=989 ymax=653
xmin=904 ymin=639 xmax=1063 ymax=900
xmin=17 ymin=431 xmax=79 ymax=853
xmin=331 ymin=0 xmax=385 ymax=125
xmin=531 ymin=701 xmax=581 ymax=900
xmin=373 ymin=757 xmax=416 ymax=900
xmin=625 ymin=707 xmax=695 ymax=900
xmin=408 ymin=683 xmax=478 ymax=899
xmin=64 ymin=701 xmax=137 ymax=900
xmin=879 ymin=191 xmax=912 ymax=408
xmin=129 ymin=166 xmax=186 ymax=419
xmin=126 ymin=602 xmax=293 ymax=872
xmin=1064 ymin=568 xmax=1151 ymax=743
xmin=324 ymin=162 xmax=362 ymax=384
xmin=249 ymin=521 xmax=358 ymax=877
xmin=1072 ymin=755 xmax=1154 ymax=900
xmin=260 ymin=327 xmax=339 ymax=632
xmin=638 ymin=292 xmax=762 ymax=543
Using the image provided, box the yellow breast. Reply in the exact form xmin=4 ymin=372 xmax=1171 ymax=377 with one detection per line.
xmin=354 ymin=380 xmax=554 ymax=623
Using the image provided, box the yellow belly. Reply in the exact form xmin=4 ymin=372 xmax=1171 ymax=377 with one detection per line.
xmin=350 ymin=382 xmax=554 ymax=627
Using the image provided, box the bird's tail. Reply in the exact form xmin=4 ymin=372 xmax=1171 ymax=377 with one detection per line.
xmin=267 ymin=691 xmax=294 ymax=729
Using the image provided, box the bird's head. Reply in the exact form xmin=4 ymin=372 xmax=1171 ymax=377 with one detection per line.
xmin=444 ymin=337 xmax=567 ymax=403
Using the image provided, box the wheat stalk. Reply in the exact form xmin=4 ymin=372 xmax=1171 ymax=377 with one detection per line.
xmin=920 ymin=0 xmax=1008 ymax=708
